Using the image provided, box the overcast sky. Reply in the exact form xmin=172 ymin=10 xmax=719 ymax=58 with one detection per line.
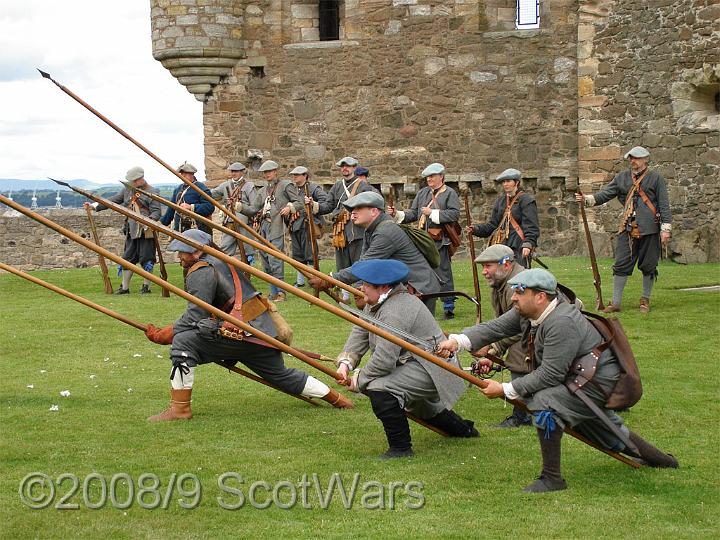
xmin=0 ymin=1 xmax=204 ymax=185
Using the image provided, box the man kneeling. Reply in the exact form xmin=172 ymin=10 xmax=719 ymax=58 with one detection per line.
xmin=144 ymin=229 xmax=353 ymax=421
xmin=336 ymin=259 xmax=477 ymax=459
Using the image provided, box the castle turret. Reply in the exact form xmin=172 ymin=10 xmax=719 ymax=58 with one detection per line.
xmin=150 ymin=0 xmax=247 ymax=101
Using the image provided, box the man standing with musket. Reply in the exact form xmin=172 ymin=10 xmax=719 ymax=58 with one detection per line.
xmin=335 ymin=259 xmax=477 ymax=459
xmin=143 ymin=229 xmax=353 ymax=421
xmin=288 ymin=165 xmax=326 ymax=287
xmin=85 ymin=166 xmax=162 ymax=295
xmin=471 ymin=244 xmax=532 ymax=428
xmin=210 ymin=161 xmax=258 ymax=265
xmin=576 ymin=146 xmax=672 ymax=314
xmin=388 ymin=163 xmax=461 ymax=320
xmin=160 ymin=162 xmax=214 ymax=234
xmin=306 ymin=156 xmax=377 ymax=302
xmin=251 ymin=160 xmax=304 ymax=301
xmin=437 ymin=268 xmax=678 ymax=493
xmin=468 ymin=168 xmax=539 ymax=268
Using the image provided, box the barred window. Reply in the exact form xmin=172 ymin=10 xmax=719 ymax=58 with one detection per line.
xmin=516 ymin=0 xmax=540 ymax=29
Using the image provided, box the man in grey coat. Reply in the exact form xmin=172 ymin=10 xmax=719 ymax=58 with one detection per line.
xmin=335 ymin=259 xmax=477 ymax=459
xmin=143 ymin=229 xmax=353 ymax=421
xmin=288 ymin=165 xmax=327 ymax=287
xmin=307 ymin=157 xmax=377 ymax=299
xmin=85 ymin=166 xmax=162 ymax=295
xmin=309 ymin=191 xmax=442 ymax=314
xmin=472 ymin=244 xmax=531 ymax=428
xmin=251 ymin=160 xmax=304 ymax=301
xmin=210 ymin=161 xmax=258 ymax=265
xmin=576 ymin=146 xmax=672 ymax=313
xmin=389 ymin=163 xmax=461 ymax=320
xmin=437 ymin=268 xmax=678 ymax=492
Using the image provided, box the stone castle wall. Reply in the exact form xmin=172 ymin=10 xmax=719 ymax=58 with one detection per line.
xmin=577 ymin=0 xmax=720 ymax=262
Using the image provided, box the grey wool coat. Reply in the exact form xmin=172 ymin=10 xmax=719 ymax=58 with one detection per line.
xmin=333 ymin=213 xmax=442 ymax=295
xmin=95 ymin=184 xmax=162 ymax=239
xmin=461 ymin=299 xmax=624 ymax=436
xmin=400 ymin=184 xmax=461 ymax=248
xmin=592 ymin=169 xmax=672 ymax=235
xmin=341 ymin=285 xmax=466 ymax=410
xmin=487 ymin=261 xmax=529 ymax=373
xmin=210 ymin=178 xmax=259 ymax=226
xmin=248 ymin=179 xmax=303 ymax=241
xmin=315 ymin=177 xmax=379 ymax=244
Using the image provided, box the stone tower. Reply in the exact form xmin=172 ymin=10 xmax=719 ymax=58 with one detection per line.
xmin=150 ymin=1 xmax=719 ymax=261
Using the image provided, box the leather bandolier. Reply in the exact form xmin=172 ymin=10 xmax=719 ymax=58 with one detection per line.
xmin=490 ymin=192 xmax=525 ymax=246
xmin=331 ymin=179 xmax=363 ymax=249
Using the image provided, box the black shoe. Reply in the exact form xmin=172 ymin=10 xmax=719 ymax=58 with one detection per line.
xmin=379 ymin=447 xmax=414 ymax=460
xmin=293 ymin=282 xmax=305 ymax=288
xmin=522 ymin=475 xmax=567 ymax=493
xmin=496 ymin=415 xmax=532 ymax=429
xmin=139 ymin=284 xmax=151 ymax=294
xmin=426 ymin=409 xmax=479 ymax=437
xmin=114 ymin=287 xmax=129 ymax=295
xmin=443 ymin=311 xmax=455 ymax=320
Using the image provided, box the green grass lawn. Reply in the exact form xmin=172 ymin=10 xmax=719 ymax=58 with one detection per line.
xmin=1 ymin=257 xmax=719 ymax=539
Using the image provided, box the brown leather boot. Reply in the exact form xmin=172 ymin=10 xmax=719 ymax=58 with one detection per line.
xmin=147 ymin=389 xmax=193 ymax=422
xmin=639 ymin=297 xmax=650 ymax=314
xmin=602 ymin=303 xmax=622 ymax=314
xmin=321 ymin=389 xmax=354 ymax=409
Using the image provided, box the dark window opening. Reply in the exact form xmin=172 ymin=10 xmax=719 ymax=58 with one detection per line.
xmin=250 ymin=66 xmax=265 ymax=78
xmin=319 ymin=0 xmax=340 ymax=41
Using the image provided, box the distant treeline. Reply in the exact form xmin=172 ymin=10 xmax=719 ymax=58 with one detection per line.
xmin=5 ymin=187 xmax=177 ymax=208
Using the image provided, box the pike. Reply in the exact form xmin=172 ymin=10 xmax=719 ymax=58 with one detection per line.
xmin=340 ymin=302 xmax=641 ymax=469
xmin=38 ymin=69 xmax=283 ymax=261
xmin=84 ymin=204 xmax=113 ymax=294
xmin=304 ymin=183 xmax=321 ymax=298
xmin=0 ymin=261 xmax=318 ymax=406
xmin=117 ymin=181 xmax=360 ymax=301
xmin=0 ymin=193 xmax=347 ymax=386
xmin=4 ymin=193 xmax=638 ymax=467
xmin=463 ymin=191 xmax=482 ymax=323
xmin=577 ymin=191 xmax=605 ymax=310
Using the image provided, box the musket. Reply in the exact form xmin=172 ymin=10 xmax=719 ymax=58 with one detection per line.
xmin=84 ymin=204 xmax=113 ymax=294
xmin=153 ymin=233 xmax=170 ymax=298
xmin=577 ymin=191 xmax=605 ymax=310
xmin=117 ymin=181 xmax=361 ymax=302
xmin=0 ymin=261 xmax=317 ymax=406
xmin=304 ymin=183 xmax=320 ymax=298
xmin=339 ymin=301 xmax=641 ymax=469
xmin=463 ymin=191 xmax=482 ymax=323
xmin=531 ymin=253 xmax=549 ymax=270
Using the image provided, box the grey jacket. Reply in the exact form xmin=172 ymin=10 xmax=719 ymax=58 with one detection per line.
xmin=401 ymin=184 xmax=460 ymax=247
xmin=173 ymin=253 xmax=276 ymax=338
xmin=341 ymin=285 xmax=466 ymax=409
xmin=210 ymin=178 xmax=259 ymax=226
xmin=488 ymin=262 xmax=528 ymax=373
xmin=249 ymin=179 xmax=303 ymax=241
xmin=290 ymin=181 xmax=327 ymax=233
xmin=315 ymin=177 xmax=379 ymax=244
xmin=95 ymin=184 xmax=162 ymax=240
xmin=333 ymin=213 xmax=442 ymax=295
xmin=592 ymin=169 xmax=672 ymax=235
xmin=462 ymin=300 xmax=619 ymax=399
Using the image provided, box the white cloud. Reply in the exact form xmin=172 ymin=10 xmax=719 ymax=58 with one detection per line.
xmin=0 ymin=1 xmax=205 ymax=184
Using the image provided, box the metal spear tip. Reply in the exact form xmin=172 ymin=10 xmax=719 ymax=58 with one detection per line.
xmin=37 ymin=68 xmax=52 ymax=79
xmin=48 ymin=177 xmax=71 ymax=188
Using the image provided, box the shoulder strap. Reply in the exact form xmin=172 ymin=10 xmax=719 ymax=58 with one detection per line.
xmin=186 ymin=260 xmax=210 ymax=276
xmin=496 ymin=192 xmax=525 ymax=241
